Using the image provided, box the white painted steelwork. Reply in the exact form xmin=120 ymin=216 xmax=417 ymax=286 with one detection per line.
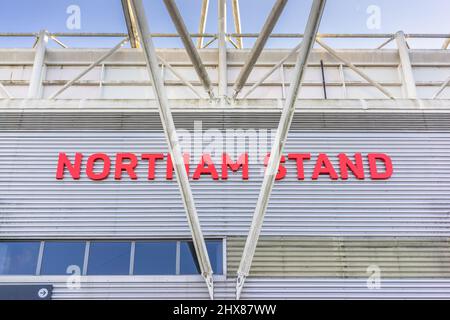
xmin=236 ymin=0 xmax=326 ymax=299
xmin=129 ymin=0 xmax=214 ymax=299
xmin=0 ymin=1 xmax=449 ymax=301
xmin=27 ymin=30 xmax=47 ymax=99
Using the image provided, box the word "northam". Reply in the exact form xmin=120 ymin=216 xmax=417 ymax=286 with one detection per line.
xmin=56 ymin=152 xmax=393 ymax=181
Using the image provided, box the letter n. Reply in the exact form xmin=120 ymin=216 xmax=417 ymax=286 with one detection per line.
xmin=56 ymin=152 xmax=82 ymax=179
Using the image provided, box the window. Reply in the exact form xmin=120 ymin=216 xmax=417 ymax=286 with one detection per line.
xmin=0 ymin=239 xmax=223 ymax=276
xmin=180 ymin=241 xmax=200 ymax=275
xmin=134 ymin=241 xmax=176 ymax=275
xmin=180 ymin=240 xmax=223 ymax=275
xmin=206 ymin=240 xmax=223 ymax=275
xmin=87 ymin=242 xmax=131 ymax=275
xmin=0 ymin=242 xmax=40 ymax=275
xmin=40 ymin=241 xmax=85 ymax=275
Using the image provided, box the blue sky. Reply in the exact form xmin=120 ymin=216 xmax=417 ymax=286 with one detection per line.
xmin=0 ymin=0 xmax=448 ymax=48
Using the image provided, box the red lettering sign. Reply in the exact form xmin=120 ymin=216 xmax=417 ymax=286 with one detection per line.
xmin=56 ymin=152 xmax=394 ymax=181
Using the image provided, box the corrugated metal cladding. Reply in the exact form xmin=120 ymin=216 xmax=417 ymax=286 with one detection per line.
xmin=3 ymin=277 xmax=450 ymax=299
xmin=1 ymin=111 xmax=450 ymax=238
xmin=227 ymin=237 xmax=450 ymax=277
xmin=1 ymin=107 xmax=450 ymax=299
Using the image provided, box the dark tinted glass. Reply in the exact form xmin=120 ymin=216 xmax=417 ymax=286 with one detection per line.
xmin=180 ymin=241 xmax=199 ymax=274
xmin=206 ymin=240 xmax=223 ymax=275
xmin=180 ymin=240 xmax=223 ymax=275
xmin=0 ymin=242 xmax=40 ymax=275
xmin=40 ymin=241 xmax=85 ymax=275
xmin=87 ymin=242 xmax=131 ymax=275
xmin=133 ymin=241 xmax=176 ymax=275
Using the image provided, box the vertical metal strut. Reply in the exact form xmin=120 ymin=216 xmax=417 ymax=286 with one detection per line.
xmin=121 ymin=0 xmax=140 ymax=48
xmin=28 ymin=30 xmax=48 ymax=99
xmin=129 ymin=0 xmax=214 ymax=300
xmin=218 ymin=0 xmax=228 ymax=104
xmin=197 ymin=0 xmax=210 ymax=48
xmin=236 ymin=0 xmax=327 ymax=300
xmin=231 ymin=0 xmax=243 ymax=49
xmin=395 ymin=31 xmax=417 ymax=99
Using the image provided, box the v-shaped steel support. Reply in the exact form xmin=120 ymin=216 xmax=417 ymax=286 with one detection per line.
xmin=129 ymin=0 xmax=215 ymax=300
xmin=236 ymin=0 xmax=327 ymax=300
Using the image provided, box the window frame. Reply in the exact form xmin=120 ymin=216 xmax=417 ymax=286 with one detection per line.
xmin=0 ymin=241 xmax=42 ymax=276
xmin=0 ymin=238 xmax=226 ymax=279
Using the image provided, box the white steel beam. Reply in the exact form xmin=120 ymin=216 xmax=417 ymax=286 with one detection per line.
xmin=0 ymin=81 xmax=12 ymax=99
xmin=432 ymin=75 xmax=450 ymax=99
xmin=395 ymin=31 xmax=417 ymax=99
xmin=236 ymin=0 xmax=327 ymax=300
xmin=129 ymin=0 xmax=215 ymax=299
xmin=197 ymin=0 xmax=210 ymax=48
xmin=376 ymin=36 xmax=393 ymax=49
xmin=442 ymin=38 xmax=450 ymax=49
xmin=121 ymin=0 xmax=140 ymax=48
xmin=48 ymin=37 xmax=129 ymax=99
xmin=316 ymin=38 xmax=395 ymax=99
xmin=163 ymin=0 xmax=215 ymax=99
xmin=50 ymin=35 xmax=68 ymax=48
xmin=218 ymin=0 xmax=228 ymax=104
xmin=232 ymin=0 xmax=288 ymax=100
xmin=157 ymin=55 xmax=205 ymax=99
xmin=28 ymin=30 xmax=48 ymax=99
xmin=202 ymin=36 xmax=217 ymax=49
xmin=231 ymin=0 xmax=243 ymax=49
xmin=242 ymin=41 xmax=303 ymax=99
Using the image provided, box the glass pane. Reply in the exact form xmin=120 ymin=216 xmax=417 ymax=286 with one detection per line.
xmin=40 ymin=241 xmax=85 ymax=275
xmin=133 ymin=241 xmax=176 ymax=275
xmin=180 ymin=240 xmax=223 ymax=275
xmin=206 ymin=240 xmax=223 ymax=275
xmin=0 ymin=242 xmax=40 ymax=275
xmin=87 ymin=242 xmax=131 ymax=275
xmin=180 ymin=241 xmax=200 ymax=275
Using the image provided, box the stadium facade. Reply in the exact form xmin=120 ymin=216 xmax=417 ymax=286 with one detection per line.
xmin=1 ymin=0 xmax=450 ymax=300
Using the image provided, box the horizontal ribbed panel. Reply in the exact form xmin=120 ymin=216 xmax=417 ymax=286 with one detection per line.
xmin=1 ymin=112 xmax=450 ymax=131
xmin=1 ymin=111 xmax=450 ymax=238
xmin=1 ymin=277 xmax=450 ymax=299
xmin=233 ymin=278 xmax=450 ymax=299
xmin=227 ymin=237 xmax=450 ymax=277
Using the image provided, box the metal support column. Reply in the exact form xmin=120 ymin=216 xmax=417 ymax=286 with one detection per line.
xmin=129 ymin=0 xmax=214 ymax=299
xmin=232 ymin=0 xmax=288 ymax=100
xmin=395 ymin=31 xmax=417 ymax=99
xmin=218 ymin=0 xmax=228 ymax=104
xmin=28 ymin=30 xmax=48 ymax=98
xmin=236 ymin=0 xmax=327 ymax=300
xmin=121 ymin=0 xmax=140 ymax=48
xmin=197 ymin=0 xmax=210 ymax=48
xmin=163 ymin=0 xmax=214 ymax=99
xmin=231 ymin=0 xmax=243 ymax=49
